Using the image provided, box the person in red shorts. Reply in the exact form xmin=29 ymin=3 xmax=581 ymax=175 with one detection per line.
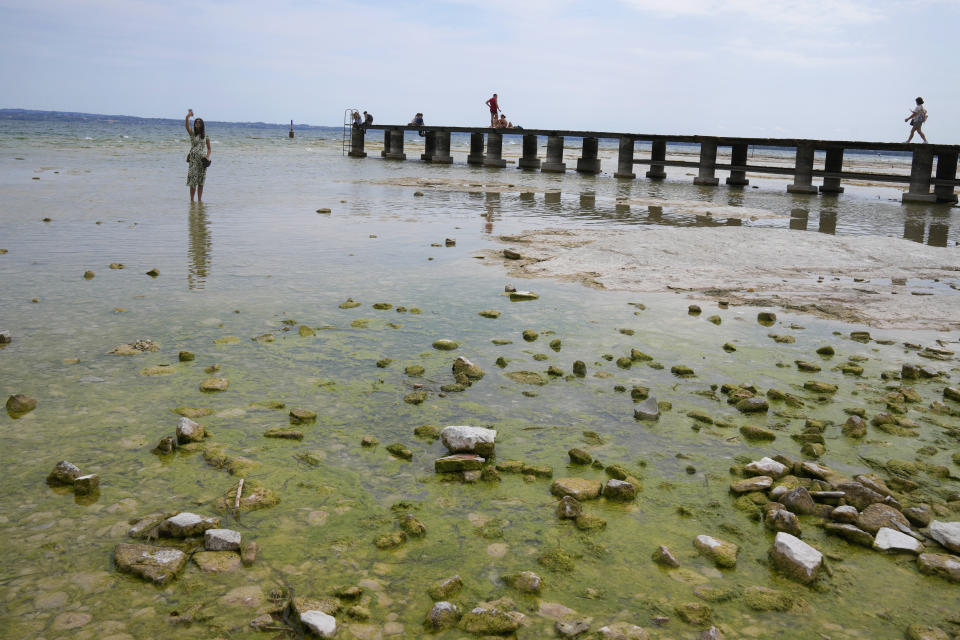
xmin=485 ymin=93 xmax=500 ymax=127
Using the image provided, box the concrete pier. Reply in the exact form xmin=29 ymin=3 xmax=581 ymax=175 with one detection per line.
xmin=903 ymin=147 xmax=936 ymax=202
xmin=787 ymin=142 xmax=819 ymax=194
xmin=542 ymin=135 xmax=566 ymax=173
xmin=356 ymin=124 xmax=960 ymax=204
xmin=819 ymin=147 xmax=844 ymax=194
xmin=615 ymin=137 xmax=636 ymax=179
xmin=432 ymin=131 xmax=453 ymax=164
xmin=725 ymin=143 xmax=748 ymax=186
xmin=348 ymin=128 xmax=366 ymax=158
xmin=518 ymin=134 xmax=541 ymax=169
xmin=933 ymin=149 xmax=959 ymax=203
xmin=484 ymin=132 xmax=507 ymax=167
xmin=576 ymin=137 xmax=601 ymax=174
xmin=693 ymin=140 xmax=719 ymax=186
xmin=467 ymin=132 xmax=485 ymax=166
xmin=646 ymin=140 xmax=667 ymax=180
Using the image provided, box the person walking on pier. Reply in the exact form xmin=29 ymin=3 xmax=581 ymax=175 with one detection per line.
xmin=184 ymin=109 xmax=211 ymax=203
xmin=905 ymin=97 xmax=928 ymax=143
xmin=485 ymin=93 xmax=500 ymax=127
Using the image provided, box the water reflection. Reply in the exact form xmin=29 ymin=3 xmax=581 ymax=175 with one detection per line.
xmin=790 ymin=207 xmax=809 ymax=231
xmin=483 ymin=192 xmax=500 ymax=234
xmin=579 ymin=192 xmax=596 ymax=211
xmin=818 ymin=202 xmax=837 ymax=235
xmin=188 ymin=204 xmax=211 ymax=290
xmin=903 ymin=206 xmax=952 ymax=247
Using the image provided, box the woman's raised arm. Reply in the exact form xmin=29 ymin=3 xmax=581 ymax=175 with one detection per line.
xmin=185 ymin=109 xmax=194 ymax=135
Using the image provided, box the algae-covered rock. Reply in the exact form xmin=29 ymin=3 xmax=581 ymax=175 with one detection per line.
xmin=435 ymin=454 xmax=484 ymax=473
xmin=6 ymin=394 xmax=37 ymax=417
xmin=509 ymin=290 xmax=539 ymax=301
xmin=452 ymin=356 xmax=484 ymax=382
xmin=737 ymin=397 xmax=768 ymax=413
xmin=556 ymin=495 xmax=582 ymax=519
xmin=289 ymin=408 xmax=316 ymax=424
xmin=634 ymin=397 xmax=659 ymax=421
xmin=770 ymin=532 xmax=822 ymax=585
xmin=110 ymin=339 xmax=159 ymax=354
xmin=114 ymin=543 xmax=186 ymax=585
xmin=372 ymin=302 xmax=392 ymax=310
xmin=46 ymin=460 xmax=81 ymax=485
xmin=405 ymin=364 xmax=425 ymax=377
xmin=425 ymin=601 xmax=461 ymax=631
xmin=432 ymin=339 xmax=458 ymax=351
xmin=386 ymin=443 xmax=413 ymax=460
xmin=506 ymin=370 xmax=547 ymax=385
xmin=264 ymin=428 xmax=303 ymax=440
xmin=375 ymin=531 xmax=407 ymax=549
xmin=414 ymin=424 xmax=440 ymax=439
xmin=428 ymin=576 xmax=462 ymax=601
xmin=693 ymin=535 xmax=738 ymax=568
xmin=743 ymin=586 xmax=793 ymax=612
xmin=404 ymin=390 xmax=427 ymax=405
xmin=905 ymin=625 xmax=951 ymax=640
xmin=504 ymin=570 xmax=542 ymax=594
xmin=575 ymin=513 xmax=607 ymax=531
xmin=339 ymin=298 xmax=362 ymax=309
xmin=842 ymin=415 xmax=867 ymax=438
xmin=568 ymin=448 xmax=592 ymax=465
xmin=200 ymin=377 xmax=228 ymax=392
xmin=214 ymin=482 xmax=279 ymax=513
xmin=597 ymin=622 xmax=650 ymax=640
xmin=400 ymin=513 xmax=427 ymax=537
xmin=674 ymin=601 xmax=712 ymax=626
xmin=522 ymin=329 xmax=538 ymax=342
xmin=538 ymin=547 xmax=577 ymax=572
xmin=193 ymin=550 xmax=241 ymax=573
xmin=479 ymin=310 xmax=501 ymax=319
xmin=551 ymin=477 xmax=603 ymax=500
xmin=459 ymin=603 xmax=521 ymax=635
xmin=604 ymin=479 xmax=638 ymax=501
xmin=572 ymin=360 xmax=587 ymax=377
xmin=739 ymin=424 xmax=775 ymax=441
xmin=916 ymin=553 xmax=960 ymax=583
xmin=174 ymin=406 xmax=213 ymax=418
xmin=803 ymin=381 xmax=837 ymax=394
xmin=671 ymin=364 xmax=695 ymax=377
xmin=176 ymin=416 xmax=205 ymax=443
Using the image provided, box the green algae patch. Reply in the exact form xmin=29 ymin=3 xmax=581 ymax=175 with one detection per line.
xmin=140 ymin=364 xmax=175 ymax=376
xmin=505 ymin=371 xmax=547 ymax=385
xmin=213 ymin=336 xmax=241 ymax=345
xmin=213 ymin=481 xmax=279 ymax=513
xmin=174 ymin=406 xmax=214 ymax=418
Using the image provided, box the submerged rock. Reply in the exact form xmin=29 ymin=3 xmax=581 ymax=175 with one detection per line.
xmin=633 ymin=397 xmax=659 ymax=421
xmin=6 ymin=394 xmax=37 ymax=417
xmin=452 ymin=356 xmax=485 ymax=382
xmin=504 ymin=570 xmax=542 ymax=594
xmin=743 ymin=586 xmax=793 ymax=612
xmin=432 ymin=339 xmax=459 ymax=351
xmin=425 ymin=601 xmax=460 ymax=630
xmin=193 ymin=550 xmax=241 ymax=573
xmin=159 ymin=512 xmax=220 ymax=537
xmin=114 ymin=543 xmax=186 ymax=585
xmin=459 ymin=602 xmax=522 ymax=635
xmin=200 ymin=377 xmax=229 ymax=392
xmin=428 ymin=575 xmax=463 ymax=600
xmin=386 ymin=443 xmax=413 ymax=460
xmin=652 ymin=545 xmax=680 ymax=568
xmin=505 ymin=370 xmax=546 ymax=385
xmin=73 ymin=474 xmax=99 ymax=495
xmin=917 ymin=553 xmax=960 ymax=583
xmin=693 ymin=535 xmax=738 ymax=568
xmin=551 ymin=478 xmax=603 ymax=500
xmin=556 ymin=495 xmax=582 ymax=519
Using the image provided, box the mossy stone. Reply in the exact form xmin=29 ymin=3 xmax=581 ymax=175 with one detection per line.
xmin=479 ymin=310 xmax=500 ymax=319
xmin=404 ymin=391 xmax=427 ymax=405
xmin=740 ymin=425 xmax=776 ymax=441
xmin=522 ymin=329 xmax=538 ymax=342
xmin=671 ymin=365 xmax=695 ymax=377
xmin=549 ymin=339 xmax=562 ymax=351
xmin=386 ymin=443 xmax=413 ymax=460
xmin=505 ymin=371 xmax=547 ymax=385
xmin=414 ymin=424 xmax=440 ymax=439
xmin=339 ymin=298 xmax=362 ymax=309
xmin=405 ymin=364 xmax=425 ymax=376
xmin=568 ymin=448 xmax=592 ymax=465
xmin=744 ymin=586 xmax=793 ymax=611
xmin=432 ymin=339 xmax=458 ymax=351
xmin=572 ymin=361 xmax=587 ymax=377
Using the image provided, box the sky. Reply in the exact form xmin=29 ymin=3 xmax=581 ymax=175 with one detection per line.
xmin=1 ymin=0 xmax=958 ymax=142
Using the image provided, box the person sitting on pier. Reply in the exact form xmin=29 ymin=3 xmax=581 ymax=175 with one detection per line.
xmin=351 ymin=110 xmax=362 ymax=129
xmin=495 ymin=115 xmax=514 ymax=129
xmin=408 ymin=113 xmax=424 ymax=127
xmin=485 ymin=93 xmax=500 ymax=127
xmin=362 ymin=110 xmax=373 ymax=131
xmin=905 ymin=97 xmax=928 ymax=143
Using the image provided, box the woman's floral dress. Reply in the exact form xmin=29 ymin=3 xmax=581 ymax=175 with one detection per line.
xmin=187 ymin=133 xmax=207 ymax=187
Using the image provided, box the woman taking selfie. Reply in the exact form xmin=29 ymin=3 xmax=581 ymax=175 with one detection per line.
xmin=185 ymin=109 xmax=211 ymax=202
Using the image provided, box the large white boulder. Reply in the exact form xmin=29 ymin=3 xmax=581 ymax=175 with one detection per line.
xmin=929 ymin=521 xmax=960 ymax=553
xmin=301 ymin=610 xmax=337 ymax=637
xmin=744 ymin=457 xmax=788 ymax=479
xmin=770 ymin=532 xmax=822 ymax=584
xmin=440 ymin=426 xmax=496 ymax=455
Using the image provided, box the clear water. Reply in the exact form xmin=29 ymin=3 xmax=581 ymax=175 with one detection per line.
xmin=0 ymin=112 xmax=958 ymax=639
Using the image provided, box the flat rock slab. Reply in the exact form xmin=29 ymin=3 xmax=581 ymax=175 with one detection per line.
xmin=159 ymin=512 xmax=220 ymax=537
xmin=193 ymin=550 xmax=242 ymax=572
xmin=435 ymin=454 xmax=485 ymax=473
xmin=301 ymin=609 xmax=337 ymax=637
xmin=770 ymin=532 xmax=822 ymax=585
xmin=114 ymin=543 xmax=186 ymax=585
xmin=825 ymin=523 xmax=874 ymax=547
xmin=551 ymin=477 xmax=603 ymax=500
xmin=730 ymin=476 xmax=773 ymax=494
xmin=873 ymin=527 xmax=923 ymax=554
xmin=205 ymin=528 xmax=242 ymax=551
xmin=200 ymin=377 xmax=229 ymax=392
xmin=917 ymin=553 xmax=960 ymax=583
xmin=928 ymin=521 xmax=960 ymax=553
xmin=744 ymin=457 xmax=788 ymax=478
xmin=857 ymin=503 xmax=909 ymax=534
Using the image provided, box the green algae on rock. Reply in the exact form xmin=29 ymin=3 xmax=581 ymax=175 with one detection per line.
xmin=505 ymin=370 xmax=547 ymax=385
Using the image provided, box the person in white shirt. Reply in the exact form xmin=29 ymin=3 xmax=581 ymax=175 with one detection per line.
xmin=905 ymin=97 xmax=928 ymax=143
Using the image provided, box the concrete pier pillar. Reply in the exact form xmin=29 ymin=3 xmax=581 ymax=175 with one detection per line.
xmin=693 ymin=139 xmax=719 ymax=186
xmin=787 ymin=142 xmax=819 ymax=194
xmin=518 ymin=134 xmax=541 ymax=169
xmin=576 ymin=137 xmax=601 ymax=174
xmin=380 ymin=130 xmax=391 ymax=157
xmin=542 ymin=135 xmax=566 ymax=173
xmin=726 ymin=143 xmax=748 ymax=186
xmin=467 ymin=132 xmax=485 ymax=165
xmin=420 ymin=131 xmax=436 ymax=162
xmin=933 ymin=149 xmax=959 ymax=203
xmin=819 ymin=147 xmax=845 ymax=193
xmin=902 ymin=146 xmax=936 ymax=203
xmin=646 ymin=140 xmax=667 ymax=180
xmin=385 ymin=130 xmax=406 ymax=160
xmin=615 ymin=137 xmax=635 ymax=179
xmin=348 ymin=127 xmax=366 ymax=158
xmin=484 ymin=132 xmax=507 ymax=167
xmin=431 ymin=131 xmax=453 ymax=164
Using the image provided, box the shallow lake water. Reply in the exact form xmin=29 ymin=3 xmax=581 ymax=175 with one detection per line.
xmin=1 ymin=116 xmax=959 ymax=639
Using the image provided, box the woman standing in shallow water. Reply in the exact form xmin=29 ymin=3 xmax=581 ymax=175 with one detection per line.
xmin=185 ymin=109 xmax=211 ymax=202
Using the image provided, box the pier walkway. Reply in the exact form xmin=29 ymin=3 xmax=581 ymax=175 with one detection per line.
xmin=348 ymin=125 xmax=960 ymax=204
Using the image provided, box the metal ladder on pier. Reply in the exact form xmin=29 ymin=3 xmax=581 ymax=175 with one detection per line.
xmin=342 ymin=108 xmax=359 ymax=155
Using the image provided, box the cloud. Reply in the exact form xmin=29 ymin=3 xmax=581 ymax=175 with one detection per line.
xmin=618 ymin=0 xmax=884 ymax=29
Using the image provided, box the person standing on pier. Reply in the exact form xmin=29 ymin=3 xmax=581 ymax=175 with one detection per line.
xmin=485 ymin=93 xmax=500 ymax=126
xmin=905 ymin=97 xmax=928 ymax=143
xmin=184 ymin=109 xmax=211 ymax=203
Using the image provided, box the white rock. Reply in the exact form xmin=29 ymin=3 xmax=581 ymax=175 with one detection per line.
xmin=159 ymin=512 xmax=219 ymax=537
xmin=770 ymin=532 xmax=822 ymax=584
xmin=301 ymin=610 xmax=337 ymax=637
xmin=440 ymin=425 xmax=496 ymax=454
xmin=744 ymin=457 xmax=788 ymax=479
xmin=873 ymin=527 xmax=923 ymax=554
xmin=769 ymin=485 xmax=790 ymax=500
xmin=205 ymin=528 xmax=242 ymax=551
xmin=929 ymin=521 xmax=960 ymax=553
xmin=176 ymin=417 xmax=204 ymax=443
